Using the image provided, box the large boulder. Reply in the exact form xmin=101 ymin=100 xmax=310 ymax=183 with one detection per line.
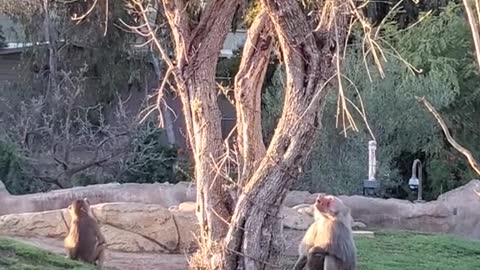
xmin=339 ymin=180 xmax=480 ymax=237
xmin=0 ymin=202 xmax=198 ymax=254
xmin=0 ymin=181 xmax=195 ymax=216
xmin=280 ymin=206 xmax=314 ymax=230
xmin=286 ymin=180 xmax=480 ymax=239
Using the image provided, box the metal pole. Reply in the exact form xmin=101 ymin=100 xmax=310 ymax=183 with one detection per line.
xmin=363 ymin=140 xmax=379 ymax=196
xmin=368 ymin=140 xmax=377 ymax=181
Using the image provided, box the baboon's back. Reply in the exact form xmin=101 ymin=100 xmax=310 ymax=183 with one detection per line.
xmin=73 ymin=217 xmax=98 ymax=263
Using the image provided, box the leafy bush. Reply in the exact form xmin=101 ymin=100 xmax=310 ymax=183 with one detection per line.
xmin=261 ymin=65 xmax=285 ymax=144
xmin=120 ymin=122 xmax=190 ymax=184
xmin=0 ymin=138 xmax=48 ymax=195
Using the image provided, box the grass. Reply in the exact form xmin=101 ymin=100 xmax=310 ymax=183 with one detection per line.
xmin=1 ymin=231 xmax=480 ymax=269
xmin=355 ymin=231 xmax=480 ymax=270
xmin=285 ymin=230 xmax=480 ymax=270
xmin=0 ymin=238 xmax=95 ymax=270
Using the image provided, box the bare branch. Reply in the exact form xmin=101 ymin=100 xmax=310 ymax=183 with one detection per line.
xmin=417 ymin=96 xmax=480 ymax=176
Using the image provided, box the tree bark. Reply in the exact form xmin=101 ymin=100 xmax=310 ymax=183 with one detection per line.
xmin=160 ymin=0 xmax=349 ymax=268
xmin=234 ymin=11 xmax=273 ymax=187
xmin=162 ymin=0 xmax=241 ymax=244
xmin=222 ymin=0 xmax=350 ymax=268
xmin=43 ymin=0 xmax=58 ymax=94
xmin=464 ymin=0 xmax=480 ymax=71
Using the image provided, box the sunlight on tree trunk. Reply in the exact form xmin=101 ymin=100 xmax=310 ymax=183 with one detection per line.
xmin=42 ymin=0 xmax=57 ymax=94
xmin=162 ymin=0 xmax=240 ymax=246
xmin=234 ymin=11 xmax=272 ymax=187
xmin=464 ymin=0 xmax=480 ymax=70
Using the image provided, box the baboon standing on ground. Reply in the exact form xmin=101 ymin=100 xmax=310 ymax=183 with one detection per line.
xmin=293 ymin=194 xmax=357 ymax=270
xmin=64 ymin=199 xmax=106 ymax=266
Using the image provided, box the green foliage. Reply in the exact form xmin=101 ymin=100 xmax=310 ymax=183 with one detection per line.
xmin=296 ymin=3 xmax=480 ymax=198
xmin=121 ymin=122 xmax=186 ymax=184
xmin=3 ymin=0 xmax=150 ymax=105
xmin=216 ymin=51 xmax=242 ymax=79
xmin=0 ymin=138 xmax=48 ymax=195
xmin=0 ymin=238 xmax=95 ymax=270
xmin=261 ymin=65 xmax=285 ymax=144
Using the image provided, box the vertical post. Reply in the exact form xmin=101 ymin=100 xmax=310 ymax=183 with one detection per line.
xmin=363 ymin=140 xmax=379 ymax=196
xmin=368 ymin=140 xmax=377 ymax=181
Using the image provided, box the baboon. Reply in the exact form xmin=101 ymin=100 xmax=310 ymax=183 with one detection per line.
xmin=64 ymin=199 xmax=106 ymax=266
xmin=293 ymin=194 xmax=357 ymax=270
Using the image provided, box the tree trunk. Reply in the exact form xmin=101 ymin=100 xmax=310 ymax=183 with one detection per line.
xmin=234 ymin=11 xmax=273 ymax=187
xmin=222 ymin=0 xmax=350 ymax=268
xmin=160 ymin=0 xmax=349 ymax=268
xmin=42 ymin=0 xmax=57 ymax=93
xmin=162 ymin=0 xmax=241 ymax=245
xmin=464 ymin=0 xmax=480 ymax=71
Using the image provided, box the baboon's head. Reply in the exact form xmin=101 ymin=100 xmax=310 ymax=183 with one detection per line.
xmin=314 ymin=195 xmax=349 ymax=220
xmin=68 ymin=199 xmax=89 ymax=217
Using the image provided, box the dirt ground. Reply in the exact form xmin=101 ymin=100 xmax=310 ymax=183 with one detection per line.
xmin=8 ymin=236 xmax=189 ymax=270
xmin=6 ymin=229 xmax=371 ymax=269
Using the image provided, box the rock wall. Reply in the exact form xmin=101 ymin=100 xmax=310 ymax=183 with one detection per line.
xmin=0 ymin=202 xmax=198 ymax=254
xmin=2 ymin=179 xmax=480 ymax=241
xmin=0 ymin=181 xmax=195 ymax=216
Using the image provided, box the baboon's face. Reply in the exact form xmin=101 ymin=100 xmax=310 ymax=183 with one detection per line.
xmin=315 ymin=195 xmax=344 ymax=218
xmin=68 ymin=200 xmax=88 ymax=216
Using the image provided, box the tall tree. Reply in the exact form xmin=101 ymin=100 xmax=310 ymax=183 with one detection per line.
xmin=155 ymin=0 xmax=350 ymax=268
xmin=57 ymin=0 xmax=355 ymax=268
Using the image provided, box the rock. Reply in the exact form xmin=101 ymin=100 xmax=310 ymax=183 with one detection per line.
xmin=177 ymin=202 xmax=196 ymax=212
xmin=0 ymin=181 xmax=196 ymax=216
xmin=339 ymin=194 xmax=455 ymax=234
xmin=292 ymin=204 xmax=314 ymax=217
xmin=101 ymin=224 xmax=169 ymax=253
xmin=171 ymin=208 xmax=199 ymax=252
xmin=0 ymin=202 xmax=198 ymax=254
xmin=280 ymin=206 xmax=314 ymax=230
xmin=436 ymin=180 xmax=480 ymax=238
xmin=284 ymin=191 xmax=313 ymax=207
xmin=0 ymin=209 xmax=67 ymax=238
xmin=92 ymin=203 xmax=180 ymax=253
xmin=289 ymin=204 xmax=367 ymax=230
xmin=3 ymin=178 xmax=480 ymax=241
xmin=352 ymin=221 xmax=367 ymax=230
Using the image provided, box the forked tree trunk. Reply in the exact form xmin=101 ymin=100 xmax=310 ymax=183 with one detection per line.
xmin=222 ymin=0 xmax=349 ymax=268
xmin=161 ymin=0 xmax=349 ymax=268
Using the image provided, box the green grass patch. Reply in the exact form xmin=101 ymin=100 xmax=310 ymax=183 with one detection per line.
xmin=356 ymin=231 xmax=480 ymax=270
xmin=0 ymin=238 xmax=95 ymax=270
xmin=2 ymin=231 xmax=480 ymax=269
xmin=284 ymin=231 xmax=480 ymax=269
